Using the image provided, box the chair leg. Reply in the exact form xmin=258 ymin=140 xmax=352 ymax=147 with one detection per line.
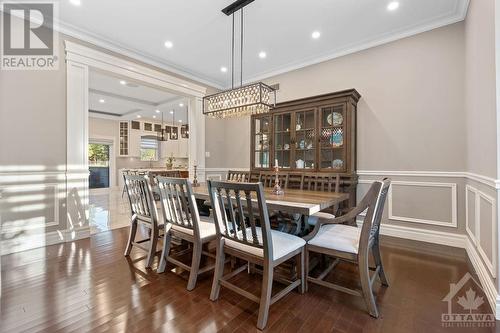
xmin=296 ymin=249 xmax=305 ymax=294
xmin=257 ymin=261 xmax=273 ymax=330
xmin=359 ymin=254 xmax=379 ymax=318
xmin=146 ymin=228 xmax=159 ymax=269
xmin=304 ymin=248 xmax=309 ymax=292
xmin=187 ymin=241 xmax=202 ymax=291
xmin=373 ymin=241 xmax=389 ymax=287
xmin=210 ymin=240 xmax=225 ymax=301
xmin=157 ymin=230 xmax=172 ymax=273
xmin=124 ymin=217 xmax=137 ymax=256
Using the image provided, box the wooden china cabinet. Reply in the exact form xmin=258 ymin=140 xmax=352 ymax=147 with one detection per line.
xmin=250 ymin=89 xmax=361 ymax=208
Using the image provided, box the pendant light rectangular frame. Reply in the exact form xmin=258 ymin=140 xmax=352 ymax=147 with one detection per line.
xmin=202 ymin=82 xmax=276 ymax=118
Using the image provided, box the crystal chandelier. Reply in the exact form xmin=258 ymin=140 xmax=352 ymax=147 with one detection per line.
xmin=202 ymin=0 xmax=276 ymax=119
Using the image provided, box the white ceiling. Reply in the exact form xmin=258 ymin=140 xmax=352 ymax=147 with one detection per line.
xmin=89 ymin=70 xmax=189 ymax=124
xmin=60 ymin=0 xmax=469 ymax=89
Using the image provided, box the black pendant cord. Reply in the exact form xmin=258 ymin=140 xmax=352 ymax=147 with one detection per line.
xmin=240 ymin=8 xmax=243 ymax=87
xmin=231 ymin=13 xmax=235 ymax=90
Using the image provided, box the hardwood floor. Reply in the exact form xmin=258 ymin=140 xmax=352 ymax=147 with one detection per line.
xmin=0 ymin=227 xmax=496 ymax=333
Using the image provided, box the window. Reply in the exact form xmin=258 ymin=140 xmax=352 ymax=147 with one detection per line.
xmin=140 ymin=136 xmax=158 ymax=161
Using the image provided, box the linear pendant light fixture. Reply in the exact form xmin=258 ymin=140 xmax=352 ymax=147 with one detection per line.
xmin=157 ymin=110 xmax=168 ymax=141
xmin=202 ymin=0 xmax=276 ymax=118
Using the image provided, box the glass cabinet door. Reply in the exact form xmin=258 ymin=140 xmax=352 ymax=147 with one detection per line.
xmin=319 ymin=104 xmax=346 ymax=171
xmin=253 ymin=116 xmax=271 ymax=169
xmin=273 ymin=113 xmax=292 ymax=168
xmin=293 ymin=109 xmax=316 ymax=170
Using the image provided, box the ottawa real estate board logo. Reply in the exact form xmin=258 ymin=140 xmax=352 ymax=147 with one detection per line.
xmin=441 ymin=272 xmax=495 ymax=328
xmin=1 ymin=1 xmax=59 ymax=70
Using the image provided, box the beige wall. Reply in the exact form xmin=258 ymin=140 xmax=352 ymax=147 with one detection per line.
xmin=465 ymin=0 xmax=497 ymax=179
xmin=213 ymin=23 xmax=467 ymax=171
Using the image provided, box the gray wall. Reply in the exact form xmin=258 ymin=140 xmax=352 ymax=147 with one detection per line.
xmin=463 ymin=0 xmax=498 ymax=289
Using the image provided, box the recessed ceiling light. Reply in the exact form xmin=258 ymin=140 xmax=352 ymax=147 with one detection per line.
xmin=258 ymin=51 xmax=267 ymax=59
xmin=119 ymin=80 xmax=126 ymax=85
xmin=220 ymin=66 xmax=228 ymax=73
xmin=170 ymin=110 xmax=174 ymax=114
xmin=178 ymin=120 xmax=182 ymax=123
xmin=179 ymin=103 xmax=184 ymax=107
xmin=164 ymin=40 xmax=173 ymax=49
xmin=155 ymin=109 xmax=160 ymax=113
xmin=69 ymin=0 xmax=81 ymax=6
xmin=136 ymin=115 xmax=141 ymax=118
xmin=99 ymin=99 xmax=105 ymax=103
xmin=387 ymin=1 xmax=399 ymax=11
xmin=153 ymin=115 xmax=156 ymax=119
xmin=311 ymin=31 xmax=321 ymax=39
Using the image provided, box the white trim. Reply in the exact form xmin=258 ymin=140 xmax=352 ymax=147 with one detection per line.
xmin=377 ymin=222 xmax=466 ymax=248
xmin=387 ymin=181 xmax=457 ymax=228
xmin=357 ymin=170 xmax=499 ymax=189
xmin=465 ymin=185 xmax=478 ymax=246
xmin=64 ymin=41 xmax=207 ymax=98
xmin=465 ymin=239 xmax=498 ymax=316
xmin=477 ymin=191 xmax=497 ymax=278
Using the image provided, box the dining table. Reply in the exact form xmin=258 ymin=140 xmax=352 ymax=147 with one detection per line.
xmin=191 ymin=183 xmax=350 ymax=234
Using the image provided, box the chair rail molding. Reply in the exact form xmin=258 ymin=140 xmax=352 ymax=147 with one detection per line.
xmin=357 ymin=170 xmax=499 ymax=189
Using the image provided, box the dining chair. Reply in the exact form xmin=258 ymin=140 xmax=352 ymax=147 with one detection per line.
xmin=208 ymin=180 xmax=306 ymax=330
xmin=227 ymin=170 xmax=250 ymax=182
xmin=259 ymin=170 xmax=289 ymax=189
xmin=121 ymin=169 xmax=131 ymax=198
xmin=303 ymin=179 xmax=391 ymax=318
xmin=156 ymin=177 xmax=217 ymax=291
xmin=123 ymin=174 xmax=163 ymax=268
xmin=301 ymin=173 xmax=341 ymax=226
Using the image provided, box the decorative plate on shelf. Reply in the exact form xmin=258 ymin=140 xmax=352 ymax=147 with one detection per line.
xmin=332 ymin=159 xmax=344 ymax=169
xmin=327 ymin=112 xmax=343 ymax=126
xmin=330 ymin=130 xmax=343 ymax=147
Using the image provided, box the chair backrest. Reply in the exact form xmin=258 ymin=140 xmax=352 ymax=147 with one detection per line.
xmin=287 ymin=172 xmax=303 ymax=189
xmin=300 ymin=173 xmax=340 ymax=192
xmin=358 ymin=179 xmax=391 ymax=252
xmin=227 ymin=170 xmax=250 ymax=182
xmin=259 ymin=171 xmax=289 ymax=189
xmin=156 ymin=176 xmax=202 ymax=239
xmin=207 ymin=180 xmax=273 ymax=260
xmin=124 ymin=174 xmax=159 ymax=226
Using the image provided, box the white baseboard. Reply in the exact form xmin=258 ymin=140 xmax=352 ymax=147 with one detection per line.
xmin=465 ymin=238 xmax=498 ymax=317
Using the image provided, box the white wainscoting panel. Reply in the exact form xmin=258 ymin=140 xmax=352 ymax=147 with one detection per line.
xmin=465 ymin=184 xmax=497 ymax=277
xmin=388 ymin=181 xmax=457 ymax=228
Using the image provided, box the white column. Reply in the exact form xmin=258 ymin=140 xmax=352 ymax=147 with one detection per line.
xmin=188 ymin=96 xmax=206 ymax=182
xmin=66 ymin=59 xmax=90 ymax=240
